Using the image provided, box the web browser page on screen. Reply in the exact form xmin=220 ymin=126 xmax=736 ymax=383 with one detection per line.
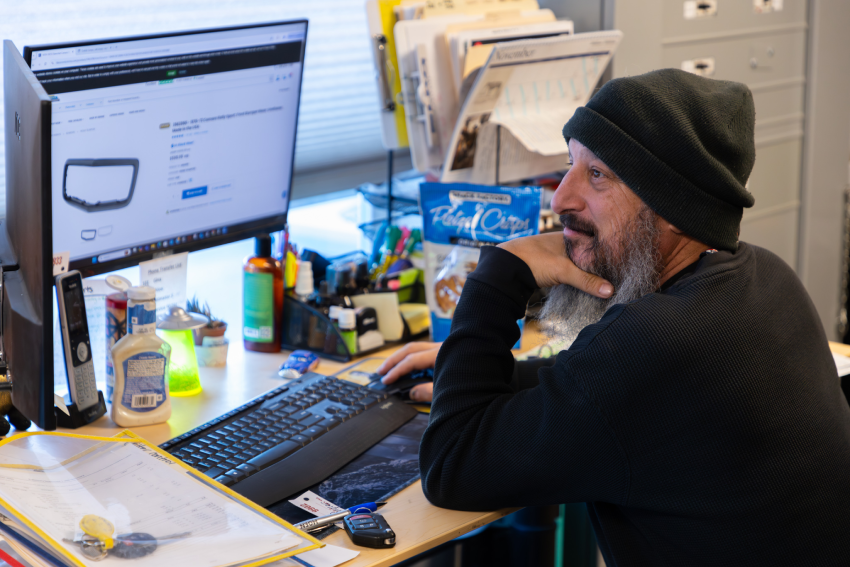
xmin=30 ymin=23 xmax=305 ymax=265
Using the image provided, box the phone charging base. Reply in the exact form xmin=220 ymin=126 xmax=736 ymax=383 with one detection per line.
xmin=55 ymin=391 xmax=107 ymax=429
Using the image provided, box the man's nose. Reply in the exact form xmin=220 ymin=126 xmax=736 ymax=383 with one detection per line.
xmin=550 ymin=169 xmax=584 ymax=214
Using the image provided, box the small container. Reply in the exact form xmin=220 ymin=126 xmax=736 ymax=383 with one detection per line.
xmin=110 ymin=286 xmax=172 ymax=427
xmin=295 ymin=260 xmax=314 ymax=300
xmin=157 ymin=306 xmax=209 ymax=397
xmin=323 ymin=304 xmax=341 ymax=355
xmin=338 ymin=308 xmax=358 ymax=356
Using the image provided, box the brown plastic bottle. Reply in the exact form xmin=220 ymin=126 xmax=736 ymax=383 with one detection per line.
xmin=243 ymin=234 xmax=283 ymax=353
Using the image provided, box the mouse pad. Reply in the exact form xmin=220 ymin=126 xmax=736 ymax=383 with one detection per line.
xmin=266 ymin=412 xmax=429 ymax=539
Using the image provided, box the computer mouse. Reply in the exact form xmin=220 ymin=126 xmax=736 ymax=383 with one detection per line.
xmin=368 ymin=368 xmax=434 ymax=401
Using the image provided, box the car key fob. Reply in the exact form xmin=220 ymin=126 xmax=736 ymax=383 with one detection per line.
xmin=343 ymin=513 xmax=396 ymax=548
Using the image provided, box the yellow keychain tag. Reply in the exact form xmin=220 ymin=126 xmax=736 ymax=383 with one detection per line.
xmin=80 ymin=515 xmax=115 ymax=550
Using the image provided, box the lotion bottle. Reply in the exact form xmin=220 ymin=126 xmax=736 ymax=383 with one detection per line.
xmin=110 ymin=286 xmax=172 ymax=426
xmin=243 ymin=234 xmax=283 ymax=352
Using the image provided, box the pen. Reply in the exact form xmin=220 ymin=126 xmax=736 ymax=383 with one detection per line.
xmin=293 ymin=502 xmax=387 ymax=533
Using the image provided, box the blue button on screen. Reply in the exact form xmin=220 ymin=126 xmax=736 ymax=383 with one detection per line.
xmin=182 ymin=186 xmax=208 ymax=199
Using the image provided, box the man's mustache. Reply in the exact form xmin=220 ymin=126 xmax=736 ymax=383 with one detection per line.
xmin=560 ymin=213 xmax=597 ymax=237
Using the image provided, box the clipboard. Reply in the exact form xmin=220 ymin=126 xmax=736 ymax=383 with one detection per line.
xmin=0 ymin=430 xmax=322 ymax=567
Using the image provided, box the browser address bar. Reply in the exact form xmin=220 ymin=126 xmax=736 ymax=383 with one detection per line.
xmin=33 ymin=30 xmax=304 ymax=69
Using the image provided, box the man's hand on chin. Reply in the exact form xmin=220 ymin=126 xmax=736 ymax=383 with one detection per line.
xmin=497 ymin=232 xmax=614 ymax=298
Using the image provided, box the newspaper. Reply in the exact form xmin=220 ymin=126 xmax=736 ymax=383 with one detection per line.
xmin=441 ymin=30 xmax=623 ymax=185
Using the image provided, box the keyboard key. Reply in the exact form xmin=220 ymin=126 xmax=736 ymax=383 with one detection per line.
xmin=301 ymin=426 xmax=326 ymax=440
xmin=268 ymin=435 xmax=289 ymax=444
xmin=327 ymin=393 xmax=344 ymax=403
xmin=326 ymin=406 xmax=339 ymax=414
xmin=245 ymin=448 xmax=262 ymax=457
xmin=208 ymin=456 xmax=224 ymax=464
xmin=246 ymin=441 xmax=300 ymax=469
xmin=198 ymin=448 xmax=214 ymax=457
xmin=266 ymin=401 xmax=284 ymax=411
xmin=258 ymin=441 xmax=275 ymax=449
xmin=297 ymin=414 xmax=323 ymax=427
xmin=256 ymin=418 xmax=274 ymax=427
xmin=188 ymin=442 xmax=204 ymax=451
xmin=247 ymin=435 xmax=265 ymax=443
xmin=359 ymin=397 xmax=378 ymax=408
xmin=317 ymin=418 xmax=341 ymax=430
xmin=205 ymin=466 xmax=226 ymax=478
xmin=224 ymin=447 xmax=240 ymax=455
xmin=349 ymin=404 xmax=365 ymax=413
xmin=198 ymin=438 xmax=213 ymax=444
xmin=289 ymin=435 xmax=310 ymax=446
xmin=225 ymin=469 xmax=246 ymax=482
xmin=233 ymin=442 xmax=248 ymax=450
xmin=281 ymin=406 xmax=301 ymax=415
xmin=215 ymin=475 xmax=234 ymax=487
xmin=236 ymin=463 xmax=257 ymax=474
xmin=225 ymin=459 xmax=241 ymax=469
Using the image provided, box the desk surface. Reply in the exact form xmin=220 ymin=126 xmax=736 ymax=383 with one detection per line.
xmin=44 ymin=329 xmax=541 ymax=566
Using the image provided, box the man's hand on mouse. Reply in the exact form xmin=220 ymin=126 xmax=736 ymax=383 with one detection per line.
xmin=376 ymin=342 xmax=442 ymax=402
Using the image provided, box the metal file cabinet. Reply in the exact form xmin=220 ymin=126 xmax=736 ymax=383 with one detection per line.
xmin=607 ymin=0 xmax=809 ymax=269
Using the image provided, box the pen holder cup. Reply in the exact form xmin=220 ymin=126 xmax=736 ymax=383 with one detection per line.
xmin=281 ymin=296 xmax=354 ymax=362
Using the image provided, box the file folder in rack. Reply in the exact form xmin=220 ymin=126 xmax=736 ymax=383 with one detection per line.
xmin=441 ymin=30 xmax=624 ymax=185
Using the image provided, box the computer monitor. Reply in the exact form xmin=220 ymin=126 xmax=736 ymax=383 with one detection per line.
xmin=2 ymin=40 xmax=56 ymax=430
xmin=24 ymin=20 xmax=307 ymax=276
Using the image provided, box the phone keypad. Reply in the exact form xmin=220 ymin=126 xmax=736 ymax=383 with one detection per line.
xmin=73 ymin=361 xmax=99 ymax=409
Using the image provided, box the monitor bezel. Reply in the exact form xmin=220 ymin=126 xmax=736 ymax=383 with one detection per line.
xmin=24 ymin=19 xmax=308 ymax=277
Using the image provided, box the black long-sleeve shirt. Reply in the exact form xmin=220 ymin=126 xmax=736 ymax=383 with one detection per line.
xmin=419 ymin=243 xmax=850 ymax=566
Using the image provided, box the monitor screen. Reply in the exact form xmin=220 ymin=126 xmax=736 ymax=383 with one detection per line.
xmin=25 ymin=21 xmax=307 ymax=275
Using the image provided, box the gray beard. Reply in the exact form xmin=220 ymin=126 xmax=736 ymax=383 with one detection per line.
xmin=538 ymin=204 xmax=663 ymax=343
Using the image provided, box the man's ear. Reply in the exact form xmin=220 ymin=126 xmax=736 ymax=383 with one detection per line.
xmin=656 ymin=216 xmax=684 ymax=235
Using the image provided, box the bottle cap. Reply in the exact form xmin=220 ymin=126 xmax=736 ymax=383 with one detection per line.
xmin=157 ymin=305 xmax=209 ymax=330
xmin=338 ymin=308 xmax=356 ymax=330
xmin=255 ymin=234 xmax=272 ymax=258
xmin=127 ymin=286 xmax=156 ymax=301
xmin=295 ymin=261 xmax=314 ymax=296
xmin=328 ymin=305 xmax=341 ymax=321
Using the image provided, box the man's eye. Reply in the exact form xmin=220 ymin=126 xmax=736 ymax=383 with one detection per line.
xmin=590 ymin=168 xmax=603 ymax=178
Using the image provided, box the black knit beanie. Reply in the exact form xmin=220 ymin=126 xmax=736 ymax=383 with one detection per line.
xmin=562 ymin=68 xmax=755 ymax=252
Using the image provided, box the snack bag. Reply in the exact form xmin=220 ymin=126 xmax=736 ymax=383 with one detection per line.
xmin=420 ymin=182 xmax=540 ymax=341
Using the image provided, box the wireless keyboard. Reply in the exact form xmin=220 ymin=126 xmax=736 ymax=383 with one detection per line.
xmin=160 ymin=372 xmax=419 ymax=507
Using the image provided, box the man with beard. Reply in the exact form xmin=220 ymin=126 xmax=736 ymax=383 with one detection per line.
xmin=380 ymin=69 xmax=850 ymax=565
